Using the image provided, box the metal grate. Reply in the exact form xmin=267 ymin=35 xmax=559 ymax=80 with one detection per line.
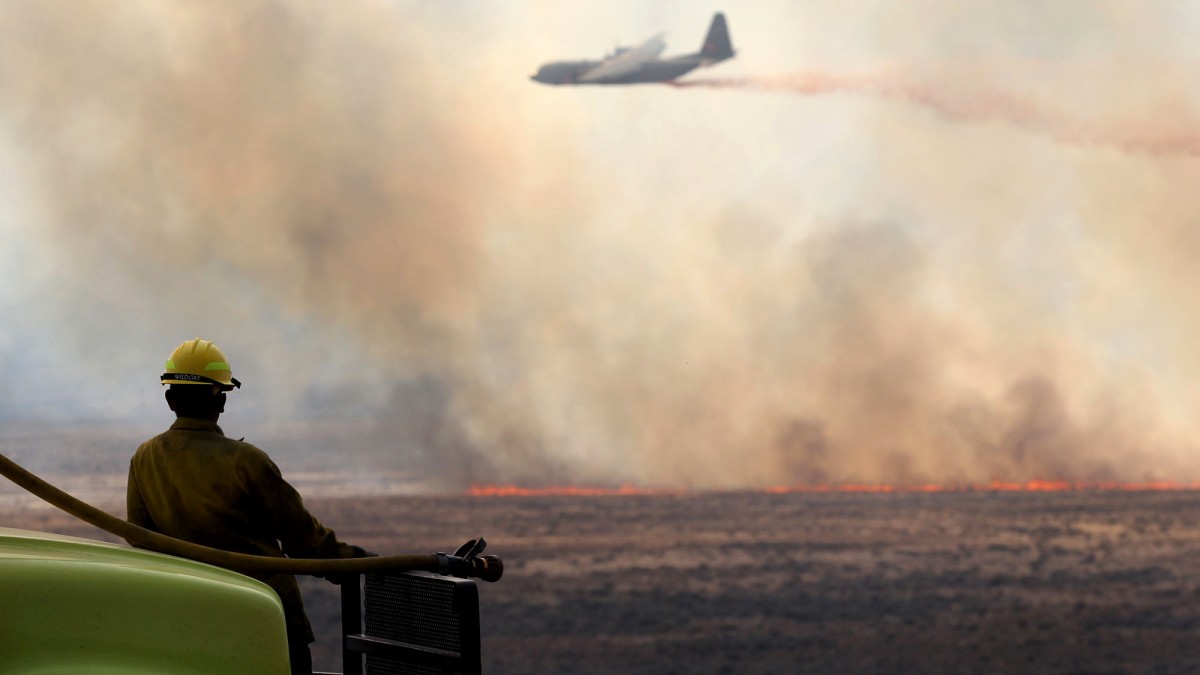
xmin=350 ymin=571 xmax=481 ymax=675
xmin=366 ymin=574 xmax=461 ymax=653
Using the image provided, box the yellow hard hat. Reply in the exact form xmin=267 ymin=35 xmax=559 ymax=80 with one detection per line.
xmin=161 ymin=338 xmax=241 ymax=390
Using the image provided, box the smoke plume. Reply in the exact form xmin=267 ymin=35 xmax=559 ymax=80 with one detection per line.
xmin=3 ymin=2 xmax=1200 ymax=489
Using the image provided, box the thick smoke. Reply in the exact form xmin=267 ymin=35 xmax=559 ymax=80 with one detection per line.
xmin=3 ymin=2 xmax=1200 ymax=489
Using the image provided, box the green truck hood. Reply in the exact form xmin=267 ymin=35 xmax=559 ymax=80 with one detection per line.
xmin=0 ymin=527 xmax=290 ymax=675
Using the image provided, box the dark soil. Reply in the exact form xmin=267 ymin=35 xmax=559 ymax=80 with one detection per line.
xmin=299 ymin=489 xmax=1200 ymax=674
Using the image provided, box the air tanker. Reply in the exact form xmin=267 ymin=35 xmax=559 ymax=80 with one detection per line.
xmin=531 ymin=13 xmax=735 ymax=85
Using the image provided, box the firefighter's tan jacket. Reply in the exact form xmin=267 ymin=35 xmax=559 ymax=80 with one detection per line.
xmin=127 ymin=417 xmax=359 ymax=643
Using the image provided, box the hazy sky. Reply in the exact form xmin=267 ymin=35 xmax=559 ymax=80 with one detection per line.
xmin=3 ymin=1 xmax=1200 ymax=488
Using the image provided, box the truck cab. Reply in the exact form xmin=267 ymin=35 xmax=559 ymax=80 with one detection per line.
xmin=0 ymin=527 xmax=291 ymax=674
xmin=0 ymin=526 xmax=487 ymax=674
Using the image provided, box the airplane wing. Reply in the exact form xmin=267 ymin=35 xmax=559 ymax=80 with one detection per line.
xmin=578 ymin=33 xmax=666 ymax=83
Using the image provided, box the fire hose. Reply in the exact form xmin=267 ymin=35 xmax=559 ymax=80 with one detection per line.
xmin=0 ymin=451 xmax=502 ymax=582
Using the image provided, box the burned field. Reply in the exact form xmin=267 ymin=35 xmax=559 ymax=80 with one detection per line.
xmin=10 ymin=484 xmax=1200 ymax=674
xmin=295 ymin=488 xmax=1200 ymax=674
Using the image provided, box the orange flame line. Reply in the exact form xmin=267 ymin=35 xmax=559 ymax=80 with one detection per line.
xmin=467 ymin=480 xmax=1200 ymax=498
xmin=466 ymin=483 xmax=689 ymax=497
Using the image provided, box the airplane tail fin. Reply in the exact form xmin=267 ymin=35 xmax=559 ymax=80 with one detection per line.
xmin=699 ymin=13 xmax=735 ymax=62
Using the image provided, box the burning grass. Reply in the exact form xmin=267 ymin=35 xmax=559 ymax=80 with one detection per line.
xmin=467 ymin=479 xmax=1200 ymax=498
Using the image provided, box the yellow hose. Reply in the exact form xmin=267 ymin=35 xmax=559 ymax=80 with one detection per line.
xmin=0 ymin=451 xmax=494 ymax=578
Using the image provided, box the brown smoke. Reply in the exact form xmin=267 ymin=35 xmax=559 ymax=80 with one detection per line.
xmin=14 ymin=2 xmax=523 ymax=335
xmin=3 ymin=2 xmax=1200 ymax=489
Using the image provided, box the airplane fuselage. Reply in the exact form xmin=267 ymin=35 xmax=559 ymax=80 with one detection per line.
xmin=531 ymin=55 xmax=710 ymax=85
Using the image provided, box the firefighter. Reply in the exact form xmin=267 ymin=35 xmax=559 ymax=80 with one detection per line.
xmin=126 ymin=338 xmax=370 ymax=675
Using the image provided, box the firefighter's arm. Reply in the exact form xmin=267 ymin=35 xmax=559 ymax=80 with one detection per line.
xmin=246 ymin=449 xmax=365 ymax=560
